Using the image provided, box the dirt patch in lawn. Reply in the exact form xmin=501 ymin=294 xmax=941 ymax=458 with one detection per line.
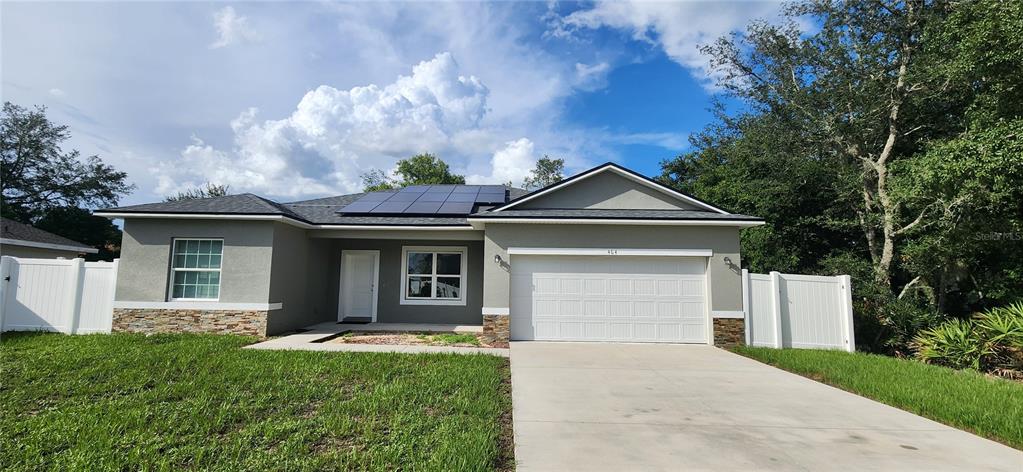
xmin=325 ymin=332 xmax=502 ymax=348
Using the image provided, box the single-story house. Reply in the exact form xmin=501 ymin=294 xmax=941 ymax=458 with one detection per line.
xmin=96 ymin=163 xmax=763 ymax=346
xmin=0 ymin=217 xmax=99 ymax=259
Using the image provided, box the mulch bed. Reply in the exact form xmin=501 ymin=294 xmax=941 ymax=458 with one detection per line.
xmin=325 ymin=332 xmax=502 ymax=348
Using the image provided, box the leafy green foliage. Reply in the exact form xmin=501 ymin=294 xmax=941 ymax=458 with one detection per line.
xmin=0 ymin=102 xmax=133 ymax=222
xmin=34 ymin=207 xmax=122 ymax=261
xmin=164 ymin=183 xmax=230 ymax=202
xmin=0 ymin=333 xmax=512 ymax=470
xmin=522 ymin=155 xmax=564 ymax=190
xmin=360 ymin=153 xmax=466 ymax=192
xmin=914 ymin=303 xmax=1023 ymax=377
xmin=660 ymin=0 xmax=1023 ymax=342
xmin=734 ymin=346 xmax=1023 ymax=449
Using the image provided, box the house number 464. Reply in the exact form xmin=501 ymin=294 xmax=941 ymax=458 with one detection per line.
xmin=606 ymin=249 xmax=619 ymax=255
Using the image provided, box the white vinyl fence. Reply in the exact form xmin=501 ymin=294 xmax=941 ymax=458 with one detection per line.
xmin=742 ymin=269 xmax=855 ymax=352
xmin=0 ymin=256 xmax=118 ymax=334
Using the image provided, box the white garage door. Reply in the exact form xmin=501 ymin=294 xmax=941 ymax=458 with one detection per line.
xmin=510 ymin=255 xmax=708 ymax=343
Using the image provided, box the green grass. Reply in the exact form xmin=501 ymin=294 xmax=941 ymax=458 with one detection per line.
xmin=734 ymin=346 xmax=1023 ymax=450
xmin=0 ymin=332 xmax=513 ymax=471
xmin=418 ymin=333 xmax=482 ymax=346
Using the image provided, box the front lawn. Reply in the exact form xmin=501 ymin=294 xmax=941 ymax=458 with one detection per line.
xmin=0 ymin=332 xmax=513 ymax=470
xmin=734 ymin=346 xmax=1023 ymax=450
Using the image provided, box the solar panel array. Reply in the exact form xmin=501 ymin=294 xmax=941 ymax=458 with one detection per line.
xmin=337 ymin=185 xmax=507 ymax=215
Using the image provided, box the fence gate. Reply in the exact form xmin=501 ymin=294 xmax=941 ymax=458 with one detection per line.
xmin=0 ymin=256 xmax=118 ymax=334
xmin=742 ymin=270 xmax=855 ymax=352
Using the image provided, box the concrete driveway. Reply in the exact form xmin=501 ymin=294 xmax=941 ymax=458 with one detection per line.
xmin=510 ymin=342 xmax=1022 ymax=471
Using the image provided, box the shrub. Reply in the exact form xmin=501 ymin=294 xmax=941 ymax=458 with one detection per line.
xmin=913 ymin=319 xmax=987 ymax=370
xmin=913 ymin=302 xmax=1023 ymax=378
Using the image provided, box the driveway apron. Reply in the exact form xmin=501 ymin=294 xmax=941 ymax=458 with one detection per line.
xmin=510 ymin=342 xmax=1023 ymax=471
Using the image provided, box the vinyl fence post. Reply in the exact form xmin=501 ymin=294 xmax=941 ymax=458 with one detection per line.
xmin=66 ymin=258 xmax=86 ymax=334
xmin=0 ymin=256 xmax=13 ymax=333
xmin=769 ymin=271 xmax=783 ymax=348
xmin=106 ymin=259 xmax=120 ymax=332
xmin=741 ymin=269 xmax=751 ymax=346
xmin=839 ymin=274 xmax=855 ymax=352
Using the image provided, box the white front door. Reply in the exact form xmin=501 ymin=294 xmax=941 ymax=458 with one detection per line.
xmin=510 ymin=255 xmax=709 ymax=343
xmin=339 ymin=250 xmax=380 ymax=321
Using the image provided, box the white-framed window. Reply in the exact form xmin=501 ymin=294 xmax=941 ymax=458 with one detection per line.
xmin=400 ymin=246 xmax=467 ymax=306
xmin=168 ymin=238 xmax=223 ymax=301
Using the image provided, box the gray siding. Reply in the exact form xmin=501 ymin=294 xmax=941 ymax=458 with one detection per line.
xmin=312 ymin=238 xmax=485 ymax=325
xmin=517 ymin=171 xmax=701 ymax=210
xmin=116 ymin=219 xmax=274 ymax=303
xmin=482 ymin=224 xmax=743 ymax=312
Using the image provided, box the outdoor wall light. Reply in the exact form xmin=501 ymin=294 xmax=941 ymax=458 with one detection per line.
xmin=494 ymin=254 xmax=503 ymax=264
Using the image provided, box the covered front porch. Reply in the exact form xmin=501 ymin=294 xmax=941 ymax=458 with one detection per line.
xmin=246 ymin=320 xmax=508 ymax=356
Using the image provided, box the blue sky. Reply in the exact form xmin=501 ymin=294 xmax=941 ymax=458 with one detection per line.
xmin=2 ymin=1 xmax=783 ymax=205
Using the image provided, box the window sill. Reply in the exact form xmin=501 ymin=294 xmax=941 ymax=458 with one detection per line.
xmin=399 ymin=298 xmax=467 ymax=307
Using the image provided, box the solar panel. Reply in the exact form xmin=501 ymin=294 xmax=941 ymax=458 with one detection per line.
xmin=446 ymin=192 xmax=477 ymax=202
xmin=476 ymin=191 xmax=505 ymax=203
xmin=370 ymin=201 xmax=413 ymax=213
xmin=339 ymin=184 xmax=502 ymax=215
xmin=337 ymin=201 xmax=381 ymax=213
xmin=406 ymin=201 xmax=442 ymax=214
xmin=417 ymin=192 xmax=450 ymax=202
xmin=437 ymin=201 xmax=474 ymax=214
xmin=387 ymin=192 xmax=422 ymax=202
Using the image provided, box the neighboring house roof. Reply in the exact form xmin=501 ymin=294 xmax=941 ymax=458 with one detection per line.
xmin=94 ymin=164 xmax=761 ymax=228
xmin=0 ymin=217 xmax=99 ymax=254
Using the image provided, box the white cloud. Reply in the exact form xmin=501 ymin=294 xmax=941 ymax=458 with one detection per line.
xmin=48 ymin=88 xmax=65 ymax=97
xmin=156 ymin=52 xmax=520 ymax=197
xmin=556 ymin=1 xmax=782 ymax=89
xmin=467 ymin=138 xmax=537 ymax=186
xmin=209 ymin=6 xmax=259 ymax=49
xmin=574 ymin=62 xmax=611 ymax=91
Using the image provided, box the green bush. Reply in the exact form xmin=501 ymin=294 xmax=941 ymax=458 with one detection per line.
xmin=913 ymin=302 xmax=1023 ymax=378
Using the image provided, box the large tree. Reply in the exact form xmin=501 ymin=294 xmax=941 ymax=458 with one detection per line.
xmin=35 ymin=206 xmax=122 ymax=261
xmin=360 ymin=153 xmax=465 ymax=191
xmin=165 ymin=183 xmax=230 ymax=202
xmin=522 ymin=155 xmax=565 ymax=190
xmin=661 ymin=0 xmax=1022 ymax=345
xmin=1 ymin=102 xmax=133 ymax=222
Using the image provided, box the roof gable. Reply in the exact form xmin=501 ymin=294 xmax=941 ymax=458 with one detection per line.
xmin=492 ymin=163 xmax=728 ymax=213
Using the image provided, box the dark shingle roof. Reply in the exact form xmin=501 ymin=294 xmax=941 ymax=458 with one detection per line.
xmin=468 ymin=209 xmax=763 ymax=221
xmin=1 ymin=217 xmax=96 ymax=250
xmin=98 ymin=187 xmax=759 ymax=226
xmin=100 ymin=193 xmax=305 ymax=220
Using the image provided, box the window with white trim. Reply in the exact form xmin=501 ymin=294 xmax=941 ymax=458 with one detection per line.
xmin=400 ymin=246 xmax=467 ymax=305
xmin=169 ymin=239 xmax=223 ymax=300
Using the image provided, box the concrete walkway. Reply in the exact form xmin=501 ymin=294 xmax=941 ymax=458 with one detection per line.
xmin=511 ymin=342 xmax=1022 ymax=471
xmin=244 ymin=322 xmax=506 ymax=356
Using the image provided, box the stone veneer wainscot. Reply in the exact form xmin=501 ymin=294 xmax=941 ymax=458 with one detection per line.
xmin=482 ymin=314 xmax=510 ymax=347
xmin=713 ymin=318 xmax=745 ymax=348
xmin=113 ymin=308 xmax=269 ymax=337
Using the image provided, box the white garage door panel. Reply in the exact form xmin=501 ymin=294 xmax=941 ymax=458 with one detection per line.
xmin=511 ymin=255 xmax=708 ymax=343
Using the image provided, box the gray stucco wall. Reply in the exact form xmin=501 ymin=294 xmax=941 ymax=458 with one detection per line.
xmin=517 ymin=171 xmax=701 ymax=210
xmin=311 ymin=238 xmax=485 ymax=325
xmin=1 ymin=244 xmax=84 ymax=259
xmin=116 ymin=219 xmax=274 ymax=303
xmin=266 ymin=223 xmax=315 ymax=334
xmin=482 ymin=224 xmax=743 ymax=313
